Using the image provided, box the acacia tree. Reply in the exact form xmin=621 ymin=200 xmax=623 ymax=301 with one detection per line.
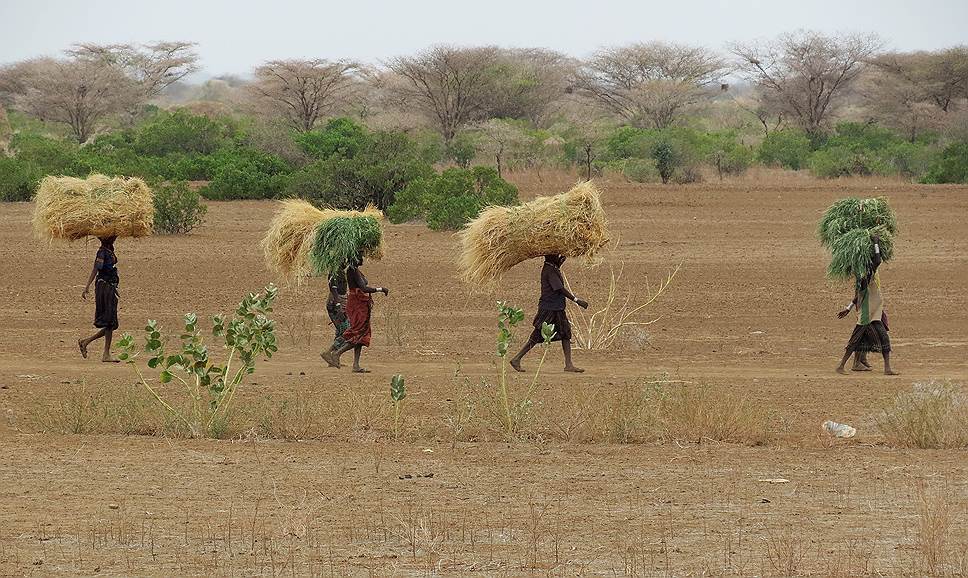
xmin=731 ymin=31 xmax=881 ymax=137
xmin=68 ymin=41 xmax=199 ymax=99
xmin=5 ymin=57 xmax=138 ymax=142
xmin=248 ymin=59 xmax=360 ymax=131
xmin=484 ymin=48 xmax=574 ymax=125
xmin=574 ymin=42 xmax=726 ymax=128
xmin=478 ymin=118 xmax=529 ymax=178
xmin=386 ymin=45 xmax=500 ymax=142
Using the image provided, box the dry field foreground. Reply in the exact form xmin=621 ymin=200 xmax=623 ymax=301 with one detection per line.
xmin=1 ymin=171 xmax=967 ymax=576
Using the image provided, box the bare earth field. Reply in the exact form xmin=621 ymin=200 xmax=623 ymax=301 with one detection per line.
xmin=1 ymin=171 xmax=967 ymax=576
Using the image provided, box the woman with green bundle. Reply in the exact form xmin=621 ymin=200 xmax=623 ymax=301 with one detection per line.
xmin=321 ymin=255 xmax=388 ymax=373
xmin=835 ymin=235 xmax=898 ymax=375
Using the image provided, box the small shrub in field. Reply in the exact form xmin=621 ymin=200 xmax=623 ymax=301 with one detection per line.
xmin=707 ymin=137 xmax=753 ymax=179
xmin=201 ymin=147 xmax=291 ymax=200
xmin=295 ymin=117 xmax=369 ymax=160
xmin=620 ymin=158 xmax=659 ymax=183
xmin=9 ymin=132 xmax=78 ymax=176
xmin=134 ymin=109 xmax=235 ymax=156
xmin=0 ymin=157 xmax=35 ymax=201
xmin=152 ymin=181 xmax=208 ymax=234
xmin=923 ymin=142 xmax=968 ymax=183
xmin=876 ymin=381 xmax=968 ymax=448
xmin=757 ymin=129 xmax=812 ymax=170
xmin=652 ymin=142 xmax=679 ymax=184
xmin=387 ymin=166 xmax=518 ymax=230
xmin=446 ymin=132 xmax=477 ymax=168
xmin=117 ymin=285 xmax=279 ymax=438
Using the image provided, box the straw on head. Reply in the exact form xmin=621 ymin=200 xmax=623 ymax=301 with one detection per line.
xmin=32 ymin=175 xmax=154 ymax=241
xmin=457 ymin=181 xmax=610 ymax=286
xmin=261 ymin=199 xmax=384 ymax=285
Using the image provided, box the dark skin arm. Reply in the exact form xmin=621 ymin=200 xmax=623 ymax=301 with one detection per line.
xmin=838 ymin=235 xmax=881 ymax=319
xmin=348 ymin=267 xmax=389 ymax=295
xmin=82 ymin=253 xmax=104 ymax=299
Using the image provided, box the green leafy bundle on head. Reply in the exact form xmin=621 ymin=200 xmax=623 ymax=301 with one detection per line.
xmin=827 ymin=225 xmax=895 ymax=279
xmin=818 ymin=196 xmax=897 ymax=248
xmin=308 ymin=215 xmax=383 ymax=276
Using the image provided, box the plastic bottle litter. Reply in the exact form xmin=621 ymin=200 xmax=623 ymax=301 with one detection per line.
xmin=823 ymin=420 xmax=856 ymax=438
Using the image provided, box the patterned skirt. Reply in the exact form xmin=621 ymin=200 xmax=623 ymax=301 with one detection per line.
xmin=845 ymin=320 xmax=891 ymax=353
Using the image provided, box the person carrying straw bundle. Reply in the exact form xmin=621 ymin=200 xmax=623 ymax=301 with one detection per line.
xmin=458 ymin=181 xmax=609 ymax=372
xmin=510 ymin=254 xmax=589 ymax=373
xmin=818 ymin=197 xmax=899 ymax=376
xmin=32 ymin=175 xmax=153 ymax=362
xmin=261 ymin=200 xmax=387 ymax=371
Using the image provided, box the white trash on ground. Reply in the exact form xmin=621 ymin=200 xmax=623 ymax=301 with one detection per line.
xmin=823 ymin=420 xmax=857 ymax=438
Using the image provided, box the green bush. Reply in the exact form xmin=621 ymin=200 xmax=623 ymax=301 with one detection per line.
xmin=387 ymin=166 xmax=518 ymax=230
xmin=446 ymin=132 xmax=477 ymax=168
xmin=707 ymin=135 xmax=753 ymax=179
xmin=757 ymin=129 xmax=812 ymax=170
xmin=923 ymin=142 xmax=968 ymax=184
xmin=9 ymin=132 xmax=78 ymax=177
xmin=286 ymin=131 xmax=433 ymax=209
xmin=134 ymin=109 xmax=236 ymax=156
xmin=201 ymin=147 xmax=291 ymax=200
xmin=152 ymin=181 xmax=208 ymax=234
xmin=808 ymin=123 xmax=940 ymax=179
xmin=0 ymin=157 xmax=35 ymax=201
xmin=295 ymin=117 xmax=369 ymax=160
xmin=609 ymin=158 xmax=658 ymax=183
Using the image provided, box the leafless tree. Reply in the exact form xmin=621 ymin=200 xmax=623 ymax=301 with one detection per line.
xmin=574 ymin=42 xmax=726 ymax=128
xmin=386 ymin=45 xmax=500 ymax=141
xmin=69 ymin=41 xmax=199 ymax=99
xmin=5 ymin=57 xmax=139 ymax=142
xmin=868 ymin=47 xmax=968 ymax=116
xmin=732 ymin=89 xmax=787 ymax=136
xmin=731 ymin=31 xmax=881 ymax=137
xmin=485 ymin=48 xmax=574 ymax=125
xmin=247 ymin=59 xmax=359 ymax=132
xmin=477 ymin=118 xmax=530 ymax=178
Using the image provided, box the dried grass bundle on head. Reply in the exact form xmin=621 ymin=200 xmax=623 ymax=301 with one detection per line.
xmin=261 ymin=199 xmax=384 ymax=285
xmin=33 ymin=175 xmax=154 ymax=241
xmin=818 ymin=196 xmax=898 ymax=280
xmin=458 ymin=181 xmax=610 ymax=286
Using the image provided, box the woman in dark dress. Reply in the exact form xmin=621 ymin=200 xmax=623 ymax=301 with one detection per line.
xmin=78 ymin=236 xmax=120 ymax=362
xmin=320 ymin=270 xmax=349 ymax=366
xmin=510 ymin=254 xmax=589 ymax=373
xmin=321 ymin=255 xmax=388 ymax=372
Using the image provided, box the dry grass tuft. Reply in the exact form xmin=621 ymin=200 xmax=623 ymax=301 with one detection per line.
xmin=457 ymin=180 xmax=610 ymax=286
xmin=32 ymin=174 xmax=154 ymax=241
xmin=261 ymin=199 xmax=384 ymax=286
xmin=876 ymin=381 xmax=968 ymax=448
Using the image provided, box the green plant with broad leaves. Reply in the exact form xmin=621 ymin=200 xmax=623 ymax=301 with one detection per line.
xmin=117 ymin=285 xmax=279 ymax=438
xmin=496 ymin=301 xmax=555 ymax=437
xmin=390 ymin=373 xmax=406 ymax=440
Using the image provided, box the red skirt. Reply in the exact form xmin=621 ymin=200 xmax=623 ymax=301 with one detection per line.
xmin=342 ymin=289 xmax=372 ymax=347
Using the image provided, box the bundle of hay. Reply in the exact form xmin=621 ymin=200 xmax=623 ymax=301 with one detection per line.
xmin=458 ymin=181 xmax=609 ymax=285
xmin=818 ymin=196 xmax=898 ymax=279
xmin=261 ymin=199 xmax=384 ymax=285
xmin=33 ymin=175 xmax=154 ymax=241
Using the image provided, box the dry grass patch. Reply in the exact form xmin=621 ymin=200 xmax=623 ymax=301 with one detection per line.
xmin=876 ymin=381 xmax=968 ymax=448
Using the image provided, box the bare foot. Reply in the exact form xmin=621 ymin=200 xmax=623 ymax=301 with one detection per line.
xmin=320 ymin=351 xmax=339 ymax=368
xmin=885 ymin=369 xmax=901 ymax=376
xmin=836 ymin=367 xmax=848 ymax=375
xmin=78 ymin=339 xmax=88 ymax=359
xmin=510 ymin=359 xmax=525 ymax=373
xmin=564 ymin=366 xmax=585 ymax=373
xmin=861 ymin=359 xmax=872 ymax=368
xmin=101 ymin=357 xmax=120 ymax=363
xmin=851 ymin=364 xmax=871 ymax=372
xmin=353 ymin=367 xmax=370 ymax=374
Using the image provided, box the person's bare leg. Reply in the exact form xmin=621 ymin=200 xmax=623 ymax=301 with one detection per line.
xmin=883 ymin=351 xmax=899 ymax=375
xmin=352 ymin=345 xmax=369 ymax=373
xmin=859 ymin=352 xmax=872 ymax=368
xmin=851 ymin=351 xmax=871 ymax=371
xmin=79 ymin=328 xmax=108 ymax=359
xmin=101 ymin=329 xmax=119 ymax=362
xmin=510 ymin=339 xmax=537 ymax=372
xmin=836 ymin=349 xmax=853 ymax=374
xmin=563 ymin=340 xmax=584 ymax=373
xmin=323 ymin=342 xmax=353 ymax=369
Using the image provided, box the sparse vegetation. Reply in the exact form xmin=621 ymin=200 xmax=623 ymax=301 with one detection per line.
xmin=876 ymin=381 xmax=968 ymax=448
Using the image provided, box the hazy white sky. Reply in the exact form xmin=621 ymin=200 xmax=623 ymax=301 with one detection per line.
xmin=1 ymin=0 xmax=965 ymax=75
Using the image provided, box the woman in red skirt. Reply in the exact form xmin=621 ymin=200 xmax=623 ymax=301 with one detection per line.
xmin=321 ymin=255 xmax=388 ymax=372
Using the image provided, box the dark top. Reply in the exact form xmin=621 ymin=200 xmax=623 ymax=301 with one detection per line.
xmin=329 ymin=271 xmax=348 ymax=296
xmin=538 ymin=262 xmax=566 ymax=311
xmin=95 ymin=247 xmax=119 ymax=285
xmin=347 ymin=266 xmax=368 ymax=291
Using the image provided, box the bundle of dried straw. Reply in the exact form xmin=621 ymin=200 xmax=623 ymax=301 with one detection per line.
xmin=32 ymin=175 xmax=154 ymax=241
xmin=458 ymin=181 xmax=609 ymax=285
xmin=261 ymin=199 xmax=384 ymax=285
